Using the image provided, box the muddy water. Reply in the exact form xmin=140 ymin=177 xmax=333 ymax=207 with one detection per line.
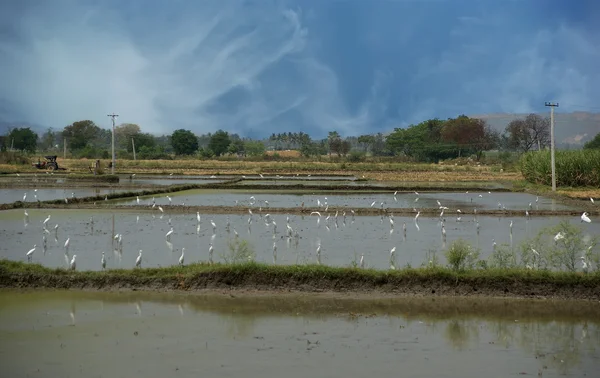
xmin=2 ymin=209 xmax=597 ymax=271
xmin=238 ymin=180 xmax=509 ymax=189
xmin=0 ymin=290 xmax=598 ymax=378
xmin=0 ymin=188 xmax=133 ymax=204
xmin=114 ymin=189 xmax=579 ymax=211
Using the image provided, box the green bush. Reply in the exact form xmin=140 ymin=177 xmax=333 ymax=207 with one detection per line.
xmin=445 ymin=239 xmax=480 ymax=271
xmin=520 ymin=150 xmax=600 ymax=187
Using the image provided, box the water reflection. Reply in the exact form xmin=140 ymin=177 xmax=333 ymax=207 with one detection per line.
xmin=1 ymin=291 xmax=598 ymax=377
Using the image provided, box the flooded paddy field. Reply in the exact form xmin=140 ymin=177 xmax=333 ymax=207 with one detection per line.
xmin=114 ymin=189 xmax=580 ymax=212
xmin=2 ymin=208 xmax=597 ymax=271
xmin=0 ymin=188 xmax=134 ymax=204
xmin=1 ymin=290 xmax=598 ymax=378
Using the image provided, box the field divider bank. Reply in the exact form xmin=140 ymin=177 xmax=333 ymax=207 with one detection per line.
xmin=1 ymin=260 xmax=599 ymax=301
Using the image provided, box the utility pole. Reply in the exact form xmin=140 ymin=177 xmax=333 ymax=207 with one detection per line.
xmin=107 ymin=114 xmax=119 ymax=174
xmin=544 ymin=102 xmax=559 ymax=191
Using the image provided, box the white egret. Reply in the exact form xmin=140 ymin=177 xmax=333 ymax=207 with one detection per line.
xmin=64 ymin=237 xmax=70 ymax=253
xmin=179 ymin=248 xmax=185 ymax=266
xmin=69 ymin=255 xmax=77 ymax=270
xmin=581 ymin=212 xmax=591 ymax=223
xmin=210 ymin=220 xmax=217 ymax=232
xmin=136 ymin=196 xmax=140 ymax=204
xmin=167 ymin=196 xmax=172 ymax=204
xmin=359 ymin=253 xmax=365 ymax=268
xmin=196 ymin=212 xmax=201 ymax=223
xmin=554 ymin=232 xmax=565 ymax=242
xmin=591 ymin=198 xmax=595 ymax=204
xmin=158 ymin=206 xmax=164 ymax=213
xmin=43 ymin=215 xmax=51 ymax=226
xmin=26 ymin=244 xmax=37 ymax=262
xmin=135 ymin=250 xmax=142 ymax=268
xmin=208 ymin=244 xmax=214 ymax=263
xmin=23 ymin=193 xmax=27 ymax=201
xmin=166 ymin=227 xmax=174 ymax=240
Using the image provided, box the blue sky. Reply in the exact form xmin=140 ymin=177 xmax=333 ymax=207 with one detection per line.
xmin=0 ymin=0 xmax=598 ymax=138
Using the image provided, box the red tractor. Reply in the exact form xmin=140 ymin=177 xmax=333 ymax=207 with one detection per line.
xmin=32 ymin=155 xmax=66 ymax=171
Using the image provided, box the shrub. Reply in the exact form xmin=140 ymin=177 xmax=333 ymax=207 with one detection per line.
xmin=444 ymin=239 xmax=480 ymax=271
xmin=221 ymin=239 xmax=256 ymax=264
xmin=489 ymin=243 xmax=517 ymax=269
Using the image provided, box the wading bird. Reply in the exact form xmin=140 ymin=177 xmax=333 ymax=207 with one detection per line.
xmin=26 ymin=244 xmax=36 ymax=262
xmin=135 ymin=250 xmax=142 ymax=268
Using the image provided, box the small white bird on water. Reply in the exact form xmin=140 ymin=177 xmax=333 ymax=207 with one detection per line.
xmin=70 ymin=255 xmax=77 ymax=270
xmin=136 ymin=250 xmax=143 ymax=268
xmin=581 ymin=212 xmax=591 ymax=223
xmin=26 ymin=244 xmax=37 ymax=262
xmin=179 ymin=248 xmax=185 ymax=266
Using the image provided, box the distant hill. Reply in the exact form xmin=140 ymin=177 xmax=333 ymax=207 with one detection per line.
xmin=471 ymin=111 xmax=600 ymax=149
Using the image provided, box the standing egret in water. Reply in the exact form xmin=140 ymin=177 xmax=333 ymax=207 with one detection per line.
xmin=101 ymin=252 xmax=106 ymax=270
xmin=509 ymin=220 xmax=513 ymax=234
xmin=272 ymin=242 xmax=277 ymax=263
xmin=389 ymin=247 xmax=396 ymax=270
xmin=359 ymin=253 xmax=365 ymax=268
xmin=196 ymin=212 xmax=201 ymax=223
xmin=208 ymin=244 xmax=214 ymax=264
xmin=135 ymin=250 xmax=143 ymax=268
xmin=69 ymin=255 xmax=77 ymax=271
xmin=167 ymin=196 xmax=172 ymax=205
xmin=64 ymin=237 xmax=70 ymax=254
xmin=26 ymin=245 xmax=36 ymax=262
xmin=210 ymin=220 xmax=217 ymax=233
xmin=179 ymin=248 xmax=185 ymax=266
xmin=165 ymin=227 xmax=174 ymax=240
xmin=43 ymin=215 xmax=51 ymax=227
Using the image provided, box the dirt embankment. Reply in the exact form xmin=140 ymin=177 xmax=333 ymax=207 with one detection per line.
xmin=2 ymin=267 xmax=599 ymax=301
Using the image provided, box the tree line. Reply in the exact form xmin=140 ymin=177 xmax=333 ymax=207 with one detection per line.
xmin=2 ymin=113 xmax=599 ymax=161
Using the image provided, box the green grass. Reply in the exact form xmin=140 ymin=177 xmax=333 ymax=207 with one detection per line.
xmin=63 ymin=174 xmax=120 ymax=183
xmin=520 ymin=150 xmax=600 ymax=187
xmin=2 ymin=260 xmax=599 ymax=299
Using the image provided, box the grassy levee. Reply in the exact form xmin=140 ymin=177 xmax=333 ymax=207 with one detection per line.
xmin=2 ymin=260 xmax=599 ymax=300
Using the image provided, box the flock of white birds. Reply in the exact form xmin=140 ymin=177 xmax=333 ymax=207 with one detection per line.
xmin=21 ymin=191 xmax=595 ymax=272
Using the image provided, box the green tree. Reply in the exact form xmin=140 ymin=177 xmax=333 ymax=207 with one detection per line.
xmin=115 ymin=123 xmax=142 ymax=150
xmin=130 ymin=133 xmax=156 ymax=153
xmin=244 ymin=140 xmax=266 ymax=156
xmin=386 ymin=119 xmax=455 ymax=162
xmin=228 ymin=139 xmax=245 ymax=156
xmin=62 ymin=120 xmax=101 ymax=150
xmin=584 ymin=133 xmax=600 ymax=149
xmin=8 ymin=127 xmax=38 ymax=153
xmin=170 ymin=129 xmax=199 ymax=155
xmin=208 ymin=130 xmax=231 ymax=156
xmin=38 ymin=128 xmax=57 ymax=151
xmin=327 ymin=131 xmax=341 ymax=156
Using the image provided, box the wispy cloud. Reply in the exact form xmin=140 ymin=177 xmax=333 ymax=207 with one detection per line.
xmin=0 ymin=0 xmax=598 ymax=137
xmin=0 ymin=1 xmax=387 ymax=137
